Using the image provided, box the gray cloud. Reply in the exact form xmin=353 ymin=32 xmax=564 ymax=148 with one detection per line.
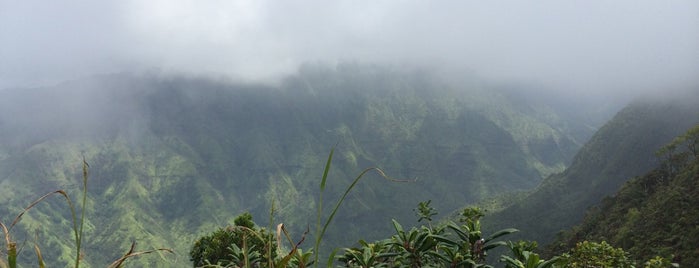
xmin=1 ymin=0 xmax=698 ymax=97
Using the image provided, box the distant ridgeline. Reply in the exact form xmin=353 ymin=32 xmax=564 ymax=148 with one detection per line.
xmin=482 ymin=90 xmax=699 ymax=264
xmin=0 ymin=64 xmax=606 ymax=267
xmin=547 ymin=124 xmax=699 ymax=266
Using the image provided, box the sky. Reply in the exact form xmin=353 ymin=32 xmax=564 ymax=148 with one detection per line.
xmin=1 ymin=0 xmax=698 ymax=97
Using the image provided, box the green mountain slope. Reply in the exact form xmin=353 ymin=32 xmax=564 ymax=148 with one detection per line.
xmin=547 ymin=125 xmax=699 ymax=266
xmin=483 ymin=91 xmax=699 ymax=246
xmin=0 ymin=64 xmax=600 ymax=267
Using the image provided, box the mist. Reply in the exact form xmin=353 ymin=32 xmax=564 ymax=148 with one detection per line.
xmin=1 ymin=0 xmax=698 ymax=99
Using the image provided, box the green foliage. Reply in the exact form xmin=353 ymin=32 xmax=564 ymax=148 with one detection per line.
xmin=460 ymin=207 xmax=485 ymax=225
xmin=558 ymin=241 xmax=633 ymax=268
xmin=548 ymin=125 xmax=699 ymax=267
xmin=500 ymin=240 xmax=559 ymax=268
xmin=190 ymin=214 xmax=276 ymax=267
xmin=0 ymin=67 xmax=597 ymax=267
xmin=336 ymin=240 xmax=397 ymax=268
xmin=484 ymin=99 xmax=699 ymax=249
xmin=192 ymin=203 xmax=541 ymax=268
xmin=414 ymin=200 xmax=438 ymax=225
xmin=338 ymin=203 xmax=517 ymax=267
xmin=234 ymin=213 xmax=255 ymax=229
xmin=643 ymin=256 xmax=679 ymax=268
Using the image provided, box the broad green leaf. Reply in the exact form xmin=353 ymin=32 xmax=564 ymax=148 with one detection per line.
xmin=500 ymin=255 xmax=524 ymax=268
xmin=485 ymin=228 xmax=519 ymax=242
xmin=483 ymin=241 xmax=507 ymax=251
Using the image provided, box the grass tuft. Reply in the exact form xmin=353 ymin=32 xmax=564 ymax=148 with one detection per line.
xmin=1 ymin=159 xmax=172 ymax=267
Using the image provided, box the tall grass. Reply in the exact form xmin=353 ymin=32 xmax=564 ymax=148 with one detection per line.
xmin=312 ymin=146 xmax=413 ymax=267
xmin=0 ymin=159 xmax=172 ymax=267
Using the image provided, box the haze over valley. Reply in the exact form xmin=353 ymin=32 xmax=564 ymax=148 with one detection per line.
xmin=1 ymin=1 xmax=698 ymax=267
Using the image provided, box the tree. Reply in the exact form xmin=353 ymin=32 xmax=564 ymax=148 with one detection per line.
xmin=682 ymin=124 xmax=699 ymax=157
xmin=190 ymin=213 xmax=276 ymax=267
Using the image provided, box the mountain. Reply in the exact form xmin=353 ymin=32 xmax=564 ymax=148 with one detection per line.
xmin=0 ymin=64 xmax=603 ymax=267
xmin=482 ymin=91 xmax=699 ymax=247
xmin=546 ymin=124 xmax=699 ymax=266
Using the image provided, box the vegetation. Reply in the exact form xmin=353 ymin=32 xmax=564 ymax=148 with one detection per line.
xmin=0 ymin=159 xmax=172 ymax=267
xmin=1 ymin=66 xmax=696 ymax=267
xmin=483 ymin=97 xmax=699 ymax=246
xmin=2 ymin=115 xmax=697 ymax=267
xmin=191 ymin=205 xmax=678 ymax=267
xmin=547 ymin=124 xmax=699 ymax=267
xmin=189 ymin=143 xmax=685 ymax=267
xmin=0 ymin=66 xmax=597 ymax=266
xmin=190 ymin=213 xmax=277 ymax=267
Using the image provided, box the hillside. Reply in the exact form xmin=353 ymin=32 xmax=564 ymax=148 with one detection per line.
xmin=483 ymin=91 xmax=699 ymax=246
xmin=0 ymin=64 xmax=601 ymax=267
xmin=547 ymin=124 xmax=699 ymax=266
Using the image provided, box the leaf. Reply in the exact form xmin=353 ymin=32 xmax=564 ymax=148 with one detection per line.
xmin=500 ymin=255 xmax=524 ymax=268
xmin=391 ymin=219 xmax=404 ymax=234
xmin=446 ymin=224 xmax=470 ymax=242
xmin=537 ymin=256 xmax=561 ymax=268
xmin=325 ymin=248 xmax=338 ymax=268
xmin=431 ymin=235 xmax=458 ymax=247
xmin=484 ymin=228 xmax=519 ymax=243
xmin=525 ymin=252 xmax=540 ymax=267
xmin=320 ymin=147 xmax=335 ymax=191
xmin=416 ymin=234 xmax=436 ymax=253
xmin=483 ymin=241 xmax=507 ymax=251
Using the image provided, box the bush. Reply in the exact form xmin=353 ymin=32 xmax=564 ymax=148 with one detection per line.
xmin=190 ymin=213 xmax=276 ymax=267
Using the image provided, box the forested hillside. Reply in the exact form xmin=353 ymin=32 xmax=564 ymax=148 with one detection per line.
xmin=0 ymin=64 xmax=601 ymax=267
xmin=483 ymin=91 xmax=699 ymax=247
xmin=547 ymin=124 xmax=699 ymax=266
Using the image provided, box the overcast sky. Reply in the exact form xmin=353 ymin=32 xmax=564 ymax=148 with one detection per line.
xmin=1 ymin=0 xmax=698 ymax=96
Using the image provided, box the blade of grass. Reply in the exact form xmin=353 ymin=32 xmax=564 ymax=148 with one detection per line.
xmin=320 ymin=146 xmax=336 ymax=192
xmin=313 ymin=165 xmax=413 ymax=267
xmin=7 ymin=190 xmax=73 ymax=232
xmin=0 ymin=222 xmax=12 ymax=268
xmin=33 ymin=244 xmax=45 ymax=268
xmin=106 ymin=242 xmax=174 ymax=268
xmin=74 ymin=158 xmax=89 ymax=268
xmin=6 ymin=242 xmax=16 ymax=268
xmin=268 ymin=201 xmax=275 ymax=268
xmin=32 ymin=231 xmax=45 ymax=268
xmin=2 ymin=189 xmax=73 ymax=268
xmin=3 ymin=189 xmax=78 ymax=268
xmin=314 ymin=146 xmax=334 ymax=266
xmin=325 ymin=248 xmax=338 ymax=268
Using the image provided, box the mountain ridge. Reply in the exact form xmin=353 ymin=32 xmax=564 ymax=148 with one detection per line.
xmin=546 ymin=126 xmax=699 ymax=266
xmin=483 ymin=91 xmax=699 ymax=247
xmin=0 ymin=66 xmax=608 ymax=267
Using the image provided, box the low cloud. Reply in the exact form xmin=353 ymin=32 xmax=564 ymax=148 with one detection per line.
xmin=1 ymin=0 xmax=697 ymax=98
